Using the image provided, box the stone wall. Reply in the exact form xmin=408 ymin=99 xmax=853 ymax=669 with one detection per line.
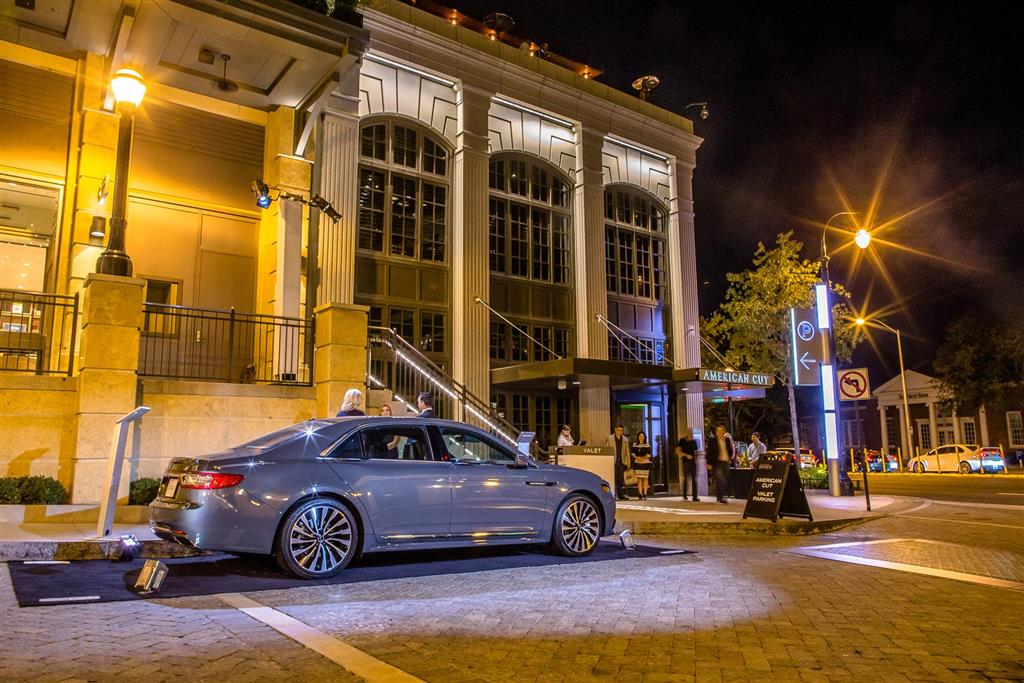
xmin=0 ymin=375 xmax=78 ymax=484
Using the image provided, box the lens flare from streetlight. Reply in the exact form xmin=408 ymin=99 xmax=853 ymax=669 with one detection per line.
xmin=855 ymin=317 xmax=866 ymax=326
xmin=854 ymin=229 xmax=871 ymax=249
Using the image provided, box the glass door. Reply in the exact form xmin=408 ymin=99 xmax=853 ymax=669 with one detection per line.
xmin=616 ymin=400 xmax=668 ymax=493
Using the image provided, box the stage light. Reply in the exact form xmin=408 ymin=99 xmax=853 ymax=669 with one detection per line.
xmin=310 ymin=195 xmax=342 ymax=222
xmin=117 ymin=534 xmax=140 ymax=562
xmin=132 ymin=559 xmax=168 ymax=594
xmin=252 ymin=180 xmax=272 ymax=209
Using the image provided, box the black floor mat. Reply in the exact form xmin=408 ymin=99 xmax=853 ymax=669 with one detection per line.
xmin=8 ymin=541 xmax=694 ymax=607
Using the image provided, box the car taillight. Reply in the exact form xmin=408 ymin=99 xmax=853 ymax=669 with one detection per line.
xmin=180 ymin=471 xmax=244 ymax=490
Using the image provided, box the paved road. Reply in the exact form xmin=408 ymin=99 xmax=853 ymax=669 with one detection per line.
xmin=856 ymin=473 xmax=1024 ymax=505
xmin=2 ymin=497 xmax=1022 ymax=682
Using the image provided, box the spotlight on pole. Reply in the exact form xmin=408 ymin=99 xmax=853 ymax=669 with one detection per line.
xmin=252 ymin=180 xmax=272 ymax=209
xmin=310 ymin=195 xmax=342 ymax=222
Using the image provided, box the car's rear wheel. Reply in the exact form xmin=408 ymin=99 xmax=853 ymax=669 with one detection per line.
xmin=549 ymin=494 xmax=601 ymax=557
xmin=958 ymin=461 xmax=972 ymax=474
xmin=912 ymin=461 xmax=924 ymax=473
xmin=275 ymin=498 xmax=358 ymax=579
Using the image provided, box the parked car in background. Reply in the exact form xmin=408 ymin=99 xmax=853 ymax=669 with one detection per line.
xmin=773 ymin=447 xmax=818 ymax=469
xmin=151 ymin=417 xmax=616 ymax=579
xmin=907 ymin=444 xmax=1006 ymax=474
xmin=856 ymin=448 xmax=900 ymax=472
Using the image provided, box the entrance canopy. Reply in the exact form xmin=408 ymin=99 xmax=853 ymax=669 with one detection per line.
xmin=490 ymin=357 xmax=673 ymax=391
xmin=673 ymin=367 xmax=774 ymax=403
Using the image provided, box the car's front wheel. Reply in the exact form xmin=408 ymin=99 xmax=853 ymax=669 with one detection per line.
xmin=958 ymin=461 xmax=972 ymax=474
xmin=550 ymin=494 xmax=601 ymax=557
xmin=912 ymin=461 xmax=925 ymax=473
xmin=275 ymin=498 xmax=358 ymax=579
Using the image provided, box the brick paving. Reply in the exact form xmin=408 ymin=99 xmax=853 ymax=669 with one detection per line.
xmin=1 ymin=503 xmax=1022 ymax=682
xmin=815 ymin=538 xmax=1024 ymax=582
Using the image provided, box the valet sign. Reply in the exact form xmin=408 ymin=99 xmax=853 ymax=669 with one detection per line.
xmin=699 ymin=368 xmax=773 ymax=387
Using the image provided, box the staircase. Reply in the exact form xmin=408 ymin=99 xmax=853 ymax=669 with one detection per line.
xmin=366 ymin=326 xmax=519 ymax=444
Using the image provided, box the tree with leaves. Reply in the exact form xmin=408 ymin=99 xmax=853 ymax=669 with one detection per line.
xmin=702 ymin=231 xmax=860 ymax=458
xmin=933 ymin=316 xmax=1024 ymax=413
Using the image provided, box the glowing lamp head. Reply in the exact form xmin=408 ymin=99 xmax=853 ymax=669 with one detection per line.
xmin=855 ymin=317 xmax=866 ymax=326
xmin=110 ymin=68 xmax=146 ymax=107
xmin=854 ymin=228 xmax=871 ymax=249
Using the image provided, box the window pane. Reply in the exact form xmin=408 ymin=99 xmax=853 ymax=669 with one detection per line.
xmin=489 ymin=199 xmax=507 ymax=273
xmin=440 ymin=428 xmax=514 ymax=464
xmin=509 ymin=159 xmax=527 ymax=196
xmin=604 ymin=191 xmax=615 ymax=220
xmin=531 ymin=165 xmax=549 ymax=203
xmin=605 ymin=227 xmax=617 ymax=292
xmin=392 ymin=125 xmax=417 ymax=167
xmin=358 ymin=168 xmax=385 ymax=252
xmin=489 ymin=159 xmax=505 ymax=191
xmin=636 ymin=234 xmax=652 ymax=298
xmin=367 ymin=306 xmax=383 ymax=328
xmin=554 ymin=328 xmax=570 ymax=358
xmin=531 ymin=208 xmax=550 ymax=281
xmin=556 ymin=397 xmax=573 ymax=434
xmin=616 ymin=191 xmax=631 ymax=224
xmin=618 ymin=231 xmax=635 ymax=295
xmin=421 ymin=183 xmax=446 ymax=261
xmin=534 ymin=397 xmax=552 ymax=443
xmin=551 ymin=176 xmax=569 ymax=208
xmin=360 ymin=124 xmax=386 ymax=160
xmin=608 ymin=332 xmax=620 ymax=361
xmin=510 ymin=203 xmax=529 ymax=277
xmin=1009 ymin=412 xmax=1023 ymax=445
xmin=389 ymin=308 xmax=414 ymax=343
xmin=510 ymin=326 xmax=529 ymax=361
xmin=552 ymin=214 xmax=570 ymax=284
xmin=652 ymin=207 xmax=665 ymax=232
xmin=327 ymin=434 xmax=364 ymax=459
xmin=423 ymin=136 xmax=447 ymax=175
xmin=532 ymin=325 xmax=552 ymax=361
xmin=635 ymin=196 xmax=649 ymax=229
xmin=419 ymin=311 xmax=445 ymax=354
xmin=490 ymin=320 xmax=506 ymax=360
xmin=390 ymin=175 xmax=416 ymax=257
xmin=652 ymin=239 xmax=665 ymax=300
xmin=511 ymin=394 xmax=529 ymax=430
xmin=361 ymin=426 xmax=432 ymax=460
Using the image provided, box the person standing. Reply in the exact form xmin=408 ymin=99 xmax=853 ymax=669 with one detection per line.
xmin=676 ymin=428 xmax=699 ymax=502
xmin=336 ymin=388 xmax=365 ymax=416
xmin=632 ymin=431 xmax=653 ymax=500
xmin=417 ymin=392 xmax=436 ymax=418
xmin=557 ymin=424 xmax=575 ymax=447
xmin=705 ymin=424 xmax=734 ymax=504
xmin=747 ymin=432 xmax=767 ymax=467
xmin=606 ymin=424 xmax=631 ymax=500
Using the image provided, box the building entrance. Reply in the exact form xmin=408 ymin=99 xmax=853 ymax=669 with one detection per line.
xmin=614 ymin=400 xmax=668 ymax=493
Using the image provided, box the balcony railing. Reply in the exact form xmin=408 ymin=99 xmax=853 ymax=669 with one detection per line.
xmin=139 ymin=303 xmax=312 ymax=385
xmin=0 ymin=289 xmax=78 ymax=376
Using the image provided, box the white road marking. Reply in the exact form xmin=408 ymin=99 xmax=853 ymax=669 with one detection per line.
xmin=617 ymin=504 xmax=739 ymax=516
xmin=898 ymin=515 xmax=1024 ymax=530
xmin=23 ymin=561 xmax=70 ymax=565
xmin=218 ymin=592 xmax=424 ymax=683
xmin=38 ymin=595 xmax=100 ymax=603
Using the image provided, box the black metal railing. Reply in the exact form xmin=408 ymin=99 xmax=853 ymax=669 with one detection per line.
xmin=367 ymin=326 xmax=520 ymax=444
xmin=139 ymin=303 xmax=312 ymax=385
xmin=0 ymin=289 xmax=78 ymax=376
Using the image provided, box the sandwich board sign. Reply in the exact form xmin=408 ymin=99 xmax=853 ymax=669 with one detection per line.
xmin=742 ymin=452 xmax=813 ymax=522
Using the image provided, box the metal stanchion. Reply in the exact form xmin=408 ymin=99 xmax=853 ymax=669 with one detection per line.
xmin=860 ymin=451 xmax=872 ymax=511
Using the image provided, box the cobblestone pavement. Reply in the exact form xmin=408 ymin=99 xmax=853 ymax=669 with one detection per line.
xmin=2 ymin=499 xmax=1022 ymax=682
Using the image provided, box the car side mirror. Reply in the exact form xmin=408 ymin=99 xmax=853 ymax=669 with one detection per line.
xmin=513 ymin=453 xmax=530 ymax=468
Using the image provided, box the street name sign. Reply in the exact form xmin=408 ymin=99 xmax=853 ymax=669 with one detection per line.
xmin=838 ymin=367 xmax=871 ymax=401
xmin=790 ymin=307 xmax=822 ymax=386
xmin=742 ymin=453 xmax=813 ymax=522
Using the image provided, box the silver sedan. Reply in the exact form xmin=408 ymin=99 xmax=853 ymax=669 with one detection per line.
xmin=151 ymin=417 xmax=616 ymax=578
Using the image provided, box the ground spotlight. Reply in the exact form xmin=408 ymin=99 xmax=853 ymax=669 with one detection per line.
xmin=252 ymin=180 xmax=272 ymax=209
xmin=132 ymin=559 xmax=168 ymax=594
xmin=619 ymin=529 xmax=637 ymax=550
xmin=117 ymin=533 xmax=140 ymax=561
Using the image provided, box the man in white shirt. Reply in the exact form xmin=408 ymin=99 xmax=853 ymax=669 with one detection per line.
xmin=747 ymin=432 xmax=767 ymax=466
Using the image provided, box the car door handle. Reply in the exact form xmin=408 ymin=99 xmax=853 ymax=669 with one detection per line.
xmin=526 ymin=481 xmax=555 ymax=486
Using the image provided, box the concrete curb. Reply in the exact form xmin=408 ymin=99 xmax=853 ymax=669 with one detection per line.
xmin=622 ymin=516 xmax=875 ymax=536
xmin=0 ymin=539 xmax=204 ymax=562
xmin=0 ymin=505 xmax=150 ymax=525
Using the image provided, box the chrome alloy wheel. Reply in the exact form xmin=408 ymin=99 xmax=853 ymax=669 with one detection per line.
xmin=288 ymin=504 xmax=354 ymax=575
xmin=560 ymin=498 xmax=600 ymax=554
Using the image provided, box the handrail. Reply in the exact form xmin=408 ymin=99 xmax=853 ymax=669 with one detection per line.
xmin=367 ymin=325 xmax=519 ymax=443
xmin=596 ymin=314 xmax=679 ymax=368
xmin=475 ymin=296 xmax=561 ymax=360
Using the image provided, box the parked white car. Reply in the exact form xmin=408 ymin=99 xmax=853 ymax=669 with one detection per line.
xmin=908 ymin=444 xmax=1006 ymax=474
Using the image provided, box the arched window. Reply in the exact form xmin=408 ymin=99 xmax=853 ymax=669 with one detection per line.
xmin=357 ymin=119 xmax=450 ymax=262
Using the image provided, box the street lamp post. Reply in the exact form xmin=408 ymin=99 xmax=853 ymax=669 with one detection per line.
xmin=856 ymin=317 xmax=912 ymax=471
xmin=819 ymin=211 xmax=864 ymax=496
xmin=96 ymin=68 xmax=146 ymax=277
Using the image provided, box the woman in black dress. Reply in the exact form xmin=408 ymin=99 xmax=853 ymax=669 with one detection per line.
xmin=632 ymin=431 xmax=653 ymax=500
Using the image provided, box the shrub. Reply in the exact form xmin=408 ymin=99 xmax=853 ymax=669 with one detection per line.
xmin=0 ymin=476 xmax=69 ymax=504
xmin=129 ymin=477 xmax=162 ymax=506
xmin=798 ymin=465 xmax=829 ymax=490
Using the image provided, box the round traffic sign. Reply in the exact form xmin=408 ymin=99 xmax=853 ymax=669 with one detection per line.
xmin=838 ymin=369 xmax=869 ymax=400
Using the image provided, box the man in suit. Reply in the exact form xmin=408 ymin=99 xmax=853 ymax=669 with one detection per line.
xmin=676 ymin=428 xmax=699 ymax=502
xmin=417 ymin=392 xmax=436 ymax=418
xmin=606 ymin=423 xmax=631 ymax=500
xmin=705 ymin=424 xmax=734 ymax=504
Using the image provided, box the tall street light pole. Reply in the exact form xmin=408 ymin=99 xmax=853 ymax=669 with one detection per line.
xmin=819 ymin=211 xmax=869 ymax=496
xmin=856 ymin=317 xmax=911 ymax=471
xmin=96 ymin=68 xmax=146 ymax=277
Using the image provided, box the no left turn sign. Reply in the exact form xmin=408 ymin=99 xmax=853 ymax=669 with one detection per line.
xmin=838 ymin=368 xmax=871 ymax=401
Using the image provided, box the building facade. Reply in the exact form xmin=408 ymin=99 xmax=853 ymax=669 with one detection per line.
xmin=1 ymin=0 xmax=705 ymax=500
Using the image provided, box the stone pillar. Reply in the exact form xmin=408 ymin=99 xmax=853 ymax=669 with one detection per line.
xmin=318 ymin=90 xmax=361 ymax=306
xmin=71 ymin=274 xmax=145 ymax=503
xmin=572 ymin=127 xmax=609 ymax=359
xmin=979 ymin=404 xmax=990 ymax=446
xmin=314 ymin=303 xmax=369 ymax=418
xmin=450 ymin=83 xmax=492 ymax=419
xmin=897 ymin=402 xmax=910 ymax=459
xmin=952 ymin=407 xmax=962 ymax=444
xmin=879 ymin=405 xmax=890 ymax=452
xmin=578 ymin=381 xmax=611 ymax=448
xmin=928 ymin=402 xmax=939 ymax=450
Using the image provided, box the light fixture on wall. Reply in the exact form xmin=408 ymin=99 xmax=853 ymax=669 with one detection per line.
xmin=251 ymin=179 xmax=341 ymax=223
xmin=90 ymin=216 xmax=107 ymax=239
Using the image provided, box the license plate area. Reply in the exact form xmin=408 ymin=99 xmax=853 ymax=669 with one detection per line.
xmin=163 ymin=477 xmax=179 ymax=498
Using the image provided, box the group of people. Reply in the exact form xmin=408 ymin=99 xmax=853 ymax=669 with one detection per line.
xmin=606 ymin=424 xmax=656 ymax=500
xmin=689 ymin=425 xmax=768 ymax=503
xmin=336 ymin=389 xmax=435 ymax=418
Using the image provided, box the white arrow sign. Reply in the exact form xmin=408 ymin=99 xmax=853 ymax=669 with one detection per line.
xmin=799 ymin=352 xmax=818 ymax=370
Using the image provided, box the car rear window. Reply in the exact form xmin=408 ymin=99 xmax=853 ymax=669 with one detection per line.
xmin=242 ymin=421 xmax=335 ymax=449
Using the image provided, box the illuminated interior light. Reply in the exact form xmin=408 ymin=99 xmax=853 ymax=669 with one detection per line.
xmin=815 ymin=284 xmax=830 ymax=329
xmin=824 ymin=413 xmax=840 ymax=461
xmin=821 ymin=364 xmax=836 ymax=411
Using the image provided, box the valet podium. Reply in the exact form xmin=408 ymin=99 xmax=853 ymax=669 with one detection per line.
xmin=551 ymin=446 xmax=615 ymax=491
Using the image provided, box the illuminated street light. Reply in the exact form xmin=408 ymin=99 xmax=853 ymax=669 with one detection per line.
xmin=854 ymin=316 xmax=911 ymax=471
xmin=855 ymin=228 xmax=872 ymax=249
xmin=819 ymin=211 xmax=859 ymax=496
xmin=96 ymin=67 xmax=146 ymax=276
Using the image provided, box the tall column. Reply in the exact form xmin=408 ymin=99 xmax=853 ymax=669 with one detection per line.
xmin=71 ymin=274 xmax=145 ymax=502
xmin=897 ymin=402 xmax=911 ymax=458
xmin=450 ymin=83 xmax=492 ymax=417
xmin=952 ymin=407 xmax=962 ymax=444
xmin=879 ymin=405 xmax=890 ymax=451
xmin=928 ymin=402 xmax=939 ymax=450
xmin=314 ymin=303 xmax=368 ymax=417
xmin=979 ymin=404 xmax=990 ymax=446
xmin=318 ymin=86 xmax=361 ymax=306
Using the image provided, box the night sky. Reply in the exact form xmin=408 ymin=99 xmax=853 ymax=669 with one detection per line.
xmin=453 ymin=1 xmax=1023 ymax=381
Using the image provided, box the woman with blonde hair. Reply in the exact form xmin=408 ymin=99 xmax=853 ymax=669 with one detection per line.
xmin=336 ymin=388 xmax=365 ymax=416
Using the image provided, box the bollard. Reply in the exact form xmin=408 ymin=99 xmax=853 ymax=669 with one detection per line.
xmin=860 ymin=452 xmax=872 ymax=511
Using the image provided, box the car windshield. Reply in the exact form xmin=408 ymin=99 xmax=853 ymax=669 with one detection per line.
xmin=242 ymin=420 xmax=335 ymax=449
